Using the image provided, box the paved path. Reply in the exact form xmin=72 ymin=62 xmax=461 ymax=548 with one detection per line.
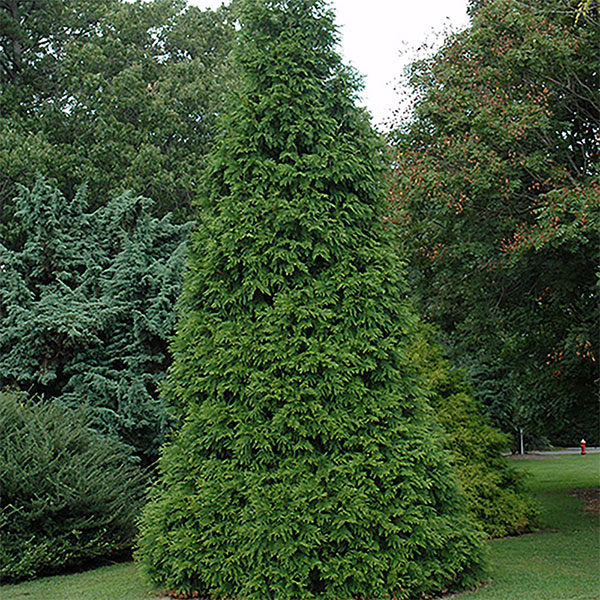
xmin=506 ymin=447 xmax=600 ymax=458
xmin=532 ymin=447 xmax=600 ymax=455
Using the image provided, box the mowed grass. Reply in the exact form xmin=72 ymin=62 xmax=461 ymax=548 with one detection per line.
xmin=0 ymin=562 xmax=149 ymax=600
xmin=1 ymin=454 xmax=598 ymax=600
xmin=453 ymin=454 xmax=600 ymax=600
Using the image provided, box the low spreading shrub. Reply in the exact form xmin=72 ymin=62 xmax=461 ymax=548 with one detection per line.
xmin=0 ymin=393 xmax=147 ymax=582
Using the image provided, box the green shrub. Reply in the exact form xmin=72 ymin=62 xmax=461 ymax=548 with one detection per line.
xmin=0 ymin=393 xmax=147 ymax=583
xmin=436 ymin=389 xmax=539 ymax=537
xmin=410 ymin=327 xmax=539 ymax=537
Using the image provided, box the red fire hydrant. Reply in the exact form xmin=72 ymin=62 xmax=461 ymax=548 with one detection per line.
xmin=580 ymin=439 xmax=587 ymax=455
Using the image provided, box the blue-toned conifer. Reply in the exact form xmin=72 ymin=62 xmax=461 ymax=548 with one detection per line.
xmin=137 ymin=1 xmax=484 ymax=598
xmin=0 ymin=179 xmax=189 ymax=464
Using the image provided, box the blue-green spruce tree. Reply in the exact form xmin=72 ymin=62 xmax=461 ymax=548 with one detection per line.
xmin=137 ymin=1 xmax=484 ymax=598
xmin=0 ymin=179 xmax=190 ymax=464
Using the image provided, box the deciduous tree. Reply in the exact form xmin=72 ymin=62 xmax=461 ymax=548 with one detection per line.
xmin=0 ymin=0 xmax=235 ymax=236
xmin=390 ymin=0 xmax=599 ymax=445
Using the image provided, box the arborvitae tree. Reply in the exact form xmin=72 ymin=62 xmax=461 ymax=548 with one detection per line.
xmin=137 ymin=1 xmax=484 ymax=599
xmin=0 ymin=179 xmax=190 ymax=464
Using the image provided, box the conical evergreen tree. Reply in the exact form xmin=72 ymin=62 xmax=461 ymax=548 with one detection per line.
xmin=137 ymin=1 xmax=484 ymax=598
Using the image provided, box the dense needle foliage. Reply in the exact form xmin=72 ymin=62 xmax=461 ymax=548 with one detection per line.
xmin=0 ymin=393 xmax=147 ymax=583
xmin=0 ymin=179 xmax=190 ymax=463
xmin=137 ymin=1 xmax=484 ymax=599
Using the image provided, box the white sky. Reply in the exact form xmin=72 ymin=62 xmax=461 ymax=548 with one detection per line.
xmin=189 ymin=0 xmax=470 ymax=130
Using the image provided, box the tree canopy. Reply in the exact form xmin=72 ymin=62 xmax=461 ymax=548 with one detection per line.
xmin=0 ymin=0 xmax=234 ymax=234
xmin=390 ymin=0 xmax=599 ymax=446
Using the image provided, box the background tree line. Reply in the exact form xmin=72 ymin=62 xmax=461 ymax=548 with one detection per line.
xmin=0 ymin=0 xmax=235 ymax=231
xmin=1 ymin=0 xmax=237 ymax=467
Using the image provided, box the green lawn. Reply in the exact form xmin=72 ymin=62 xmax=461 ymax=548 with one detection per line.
xmin=1 ymin=455 xmax=598 ymax=600
xmin=454 ymin=454 xmax=600 ymax=600
xmin=0 ymin=561 xmax=149 ymax=600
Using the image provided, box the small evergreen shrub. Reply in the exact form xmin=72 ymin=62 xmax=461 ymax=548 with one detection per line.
xmin=435 ymin=388 xmax=539 ymax=537
xmin=0 ymin=393 xmax=147 ymax=583
xmin=410 ymin=327 xmax=539 ymax=537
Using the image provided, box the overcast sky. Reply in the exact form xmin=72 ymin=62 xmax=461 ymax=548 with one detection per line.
xmin=189 ymin=1 xmax=470 ymax=129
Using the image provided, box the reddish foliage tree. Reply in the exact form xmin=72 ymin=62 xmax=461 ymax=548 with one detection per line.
xmin=390 ymin=0 xmax=599 ymax=445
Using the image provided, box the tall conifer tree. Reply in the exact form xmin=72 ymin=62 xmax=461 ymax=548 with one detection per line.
xmin=137 ymin=1 xmax=484 ymax=598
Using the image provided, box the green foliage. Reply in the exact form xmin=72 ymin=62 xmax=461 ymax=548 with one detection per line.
xmin=137 ymin=2 xmax=485 ymax=599
xmin=437 ymin=395 xmax=539 ymax=538
xmin=409 ymin=326 xmax=539 ymax=537
xmin=0 ymin=393 xmax=147 ymax=583
xmin=2 ymin=457 xmax=597 ymax=600
xmin=0 ymin=0 xmax=235 ymax=228
xmin=0 ymin=178 xmax=190 ymax=463
xmin=390 ymin=0 xmax=599 ymax=445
